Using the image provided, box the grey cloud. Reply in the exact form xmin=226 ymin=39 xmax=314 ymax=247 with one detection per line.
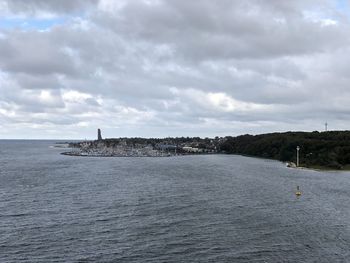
xmin=95 ymin=0 xmax=348 ymax=61
xmin=7 ymin=89 xmax=65 ymax=112
xmin=1 ymin=0 xmax=350 ymax=138
xmin=85 ymin=98 xmax=100 ymax=107
xmin=0 ymin=30 xmax=77 ymax=76
xmin=14 ymin=73 xmax=62 ymax=90
xmin=1 ymin=0 xmax=98 ymax=14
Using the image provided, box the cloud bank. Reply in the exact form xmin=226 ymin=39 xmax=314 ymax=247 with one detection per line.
xmin=1 ymin=0 xmax=350 ymax=139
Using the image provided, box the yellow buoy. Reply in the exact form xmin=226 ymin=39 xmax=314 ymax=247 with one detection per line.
xmin=295 ymin=186 xmax=302 ymax=197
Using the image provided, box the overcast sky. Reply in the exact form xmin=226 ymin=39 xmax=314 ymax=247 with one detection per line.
xmin=1 ymin=0 xmax=350 ymax=139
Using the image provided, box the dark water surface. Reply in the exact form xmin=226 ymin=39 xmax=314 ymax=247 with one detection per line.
xmin=1 ymin=140 xmax=350 ymax=262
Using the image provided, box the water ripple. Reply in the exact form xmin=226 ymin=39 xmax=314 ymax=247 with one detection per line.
xmin=1 ymin=141 xmax=350 ymax=262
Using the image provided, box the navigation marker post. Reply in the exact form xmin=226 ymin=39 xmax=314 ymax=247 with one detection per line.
xmin=296 ymin=146 xmax=300 ymax=167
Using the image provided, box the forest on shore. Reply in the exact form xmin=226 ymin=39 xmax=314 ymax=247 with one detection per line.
xmin=219 ymin=131 xmax=350 ymax=170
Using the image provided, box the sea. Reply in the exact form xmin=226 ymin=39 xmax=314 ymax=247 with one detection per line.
xmin=1 ymin=140 xmax=350 ymax=262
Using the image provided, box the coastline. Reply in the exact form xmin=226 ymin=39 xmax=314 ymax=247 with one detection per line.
xmin=60 ymin=151 xmax=219 ymax=158
xmin=61 ymin=149 xmax=350 ymax=171
xmin=60 ymin=152 xmax=173 ymax=157
xmin=61 ymin=135 xmax=220 ymax=158
xmin=286 ymin=162 xmax=350 ymax=172
xmin=292 ymin=165 xmax=350 ymax=172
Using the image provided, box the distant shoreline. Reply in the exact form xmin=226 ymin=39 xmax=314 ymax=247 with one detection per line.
xmin=56 ymin=130 xmax=350 ymax=171
xmin=221 ymin=131 xmax=350 ymax=171
xmin=60 ymin=152 xmax=172 ymax=157
xmin=60 ymin=149 xmax=350 ymax=171
xmin=60 ymin=151 xmax=219 ymax=158
xmin=62 ymin=137 xmax=220 ymax=158
xmin=289 ymin=165 xmax=350 ymax=172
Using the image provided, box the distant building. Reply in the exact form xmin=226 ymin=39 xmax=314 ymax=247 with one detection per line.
xmin=182 ymin=146 xmax=200 ymax=153
xmin=97 ymin=129 xmax=103 ymax=140
xmin=155 ymin=143 xmax=177 ymax=151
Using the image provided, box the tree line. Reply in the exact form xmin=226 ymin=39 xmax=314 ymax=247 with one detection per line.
xmin=219 ymin=131 xmax=350 ymax=169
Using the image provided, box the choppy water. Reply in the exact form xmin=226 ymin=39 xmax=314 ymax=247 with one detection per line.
xmin=1 ymin=140 xmax=350 ymax=262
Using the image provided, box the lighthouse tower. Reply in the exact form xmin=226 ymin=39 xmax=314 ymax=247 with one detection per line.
xmin=97 ymin=129 xmax=103 ymax=140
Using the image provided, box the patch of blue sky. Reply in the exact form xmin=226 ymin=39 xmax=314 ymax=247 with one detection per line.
xmin=336 ymin=0 xmax=348 ymax=10
xmin=335 ymin=0 xmax=350 ymax=15
xmin=333 ymin=0 xmax=350 ymax=23
xmin=0 ymin=17 xmax=67 ymax=30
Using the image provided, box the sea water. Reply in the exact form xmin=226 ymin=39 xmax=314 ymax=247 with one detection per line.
xmin=1 ymin=140 xmax=350 ymax=262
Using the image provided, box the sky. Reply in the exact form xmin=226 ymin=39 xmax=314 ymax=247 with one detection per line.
xmin=1 ymin=0 xmax=350 ymax=139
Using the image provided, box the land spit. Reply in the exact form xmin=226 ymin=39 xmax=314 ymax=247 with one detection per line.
xmin=61 ymin=137 xmax=220 ymax=157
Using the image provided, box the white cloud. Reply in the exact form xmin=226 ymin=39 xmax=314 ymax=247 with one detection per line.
xmin=62 ymin=90 xmax=93 ymax=102
xmin=170 ymin=88 xmax=272 ymax=113
xmin=1 ymin=0 xmax=350 ymax=138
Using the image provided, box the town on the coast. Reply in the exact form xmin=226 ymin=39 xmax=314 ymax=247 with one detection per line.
xmin=62 ymin=129 xmax=223 ymax=157
xmin=61 ymin=129 xmax=350 ymax=170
